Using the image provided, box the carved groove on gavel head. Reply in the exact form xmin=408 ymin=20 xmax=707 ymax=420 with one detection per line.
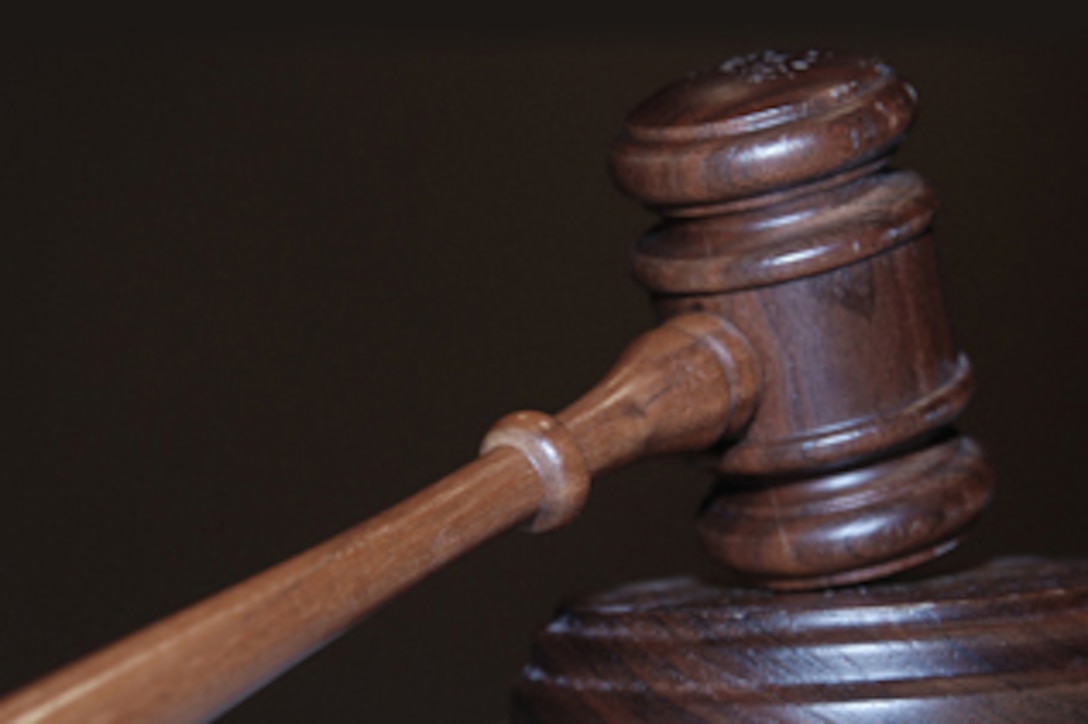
xmin=609 ymin=49 xmax=994 ymax=590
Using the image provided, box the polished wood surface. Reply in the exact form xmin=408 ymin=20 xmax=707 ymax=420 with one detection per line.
xmin=0 ymin=314 xmax=759 ymax=723
xmin=511 ymin=48 xmax=1083 ymax=721
xmin=2 ymin=40 xmax=1079 ymax=722
xmin=609 ymin=49 xmax=914 ymax=215
xmin=0 ymin=449 xmax=540 ymax=724
xmin=698 ymin=434 xmax=993 ymax=588
xmin=513 ymin=557 xmax=1088 ymax=721
xmin=612 ymin=49 xmax=993 ymax=588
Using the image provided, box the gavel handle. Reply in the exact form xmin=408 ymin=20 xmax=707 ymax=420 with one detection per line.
xmin=0 ymin=450 xmax=540 ymax=724
xmin=0 ymin=313 xmax=759 ymax=723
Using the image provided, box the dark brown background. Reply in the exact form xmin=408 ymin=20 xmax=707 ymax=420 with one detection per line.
xmin=1 ymin=29 xmax=1085 ymax=722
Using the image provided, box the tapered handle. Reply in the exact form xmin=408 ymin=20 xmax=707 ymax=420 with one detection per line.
xmin=0 ymin=313 xmax=759 ymax=724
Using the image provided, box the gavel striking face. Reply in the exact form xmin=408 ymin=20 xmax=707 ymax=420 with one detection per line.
xmin=0 ymin=49 xmax=996 ymax=723
xmin=610 ymin=48 xmax=993 ymax=589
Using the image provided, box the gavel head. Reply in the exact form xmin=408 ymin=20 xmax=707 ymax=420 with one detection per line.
xmin=609 ymin=50 xmax=994 ymax=590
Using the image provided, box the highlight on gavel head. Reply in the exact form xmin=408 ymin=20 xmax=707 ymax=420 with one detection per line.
xmin=610 ymin=50 xmax=994 ymax=590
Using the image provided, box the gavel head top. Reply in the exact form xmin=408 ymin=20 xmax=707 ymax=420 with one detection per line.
xmin=609 ymin=50 xmax=994 ymax=590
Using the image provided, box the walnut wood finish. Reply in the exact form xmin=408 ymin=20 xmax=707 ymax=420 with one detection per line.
xmin=0 ymin=48 xmax=1030 ymax=723
xmin=698 ymin=434 xmax=993 ymax=589
xmin=513 ymin=557 xmax=1088 ymax=721
xmin=511 ymin=49 xmax=1085 ymax=723
xmin=611 ymin=49 xmax=994 ymax=588
xmin=0 ymin=314 xmax=760 ymax=723
xmin=610 ymin=50 xmax=914 ymax=216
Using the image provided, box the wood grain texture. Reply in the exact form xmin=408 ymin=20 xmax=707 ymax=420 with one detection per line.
xmin=610 ymin=49 xmax=914 ymax=215
xmin=647 ymin=175 xmax=968 ymax=474
xmin=0 ymin=314 xmax=760 ymax=723
xmin=512 ymin=557 xmax=1088 ymax=722
xmin=0 ymin=38 xmax=1085 ymax=724
xmin=0 ymin=449 xmax=542 ymax=724
xmin=659 ymin=232 xmax=971 ymax=475
xmin=698 ymin=433 xmax=994 ymax=589
xmin=612 ymin=49 xmax=993 ymax=586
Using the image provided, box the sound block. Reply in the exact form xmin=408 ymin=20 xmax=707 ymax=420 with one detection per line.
xmin=512 ymin=557 xmax=1088 ymax=722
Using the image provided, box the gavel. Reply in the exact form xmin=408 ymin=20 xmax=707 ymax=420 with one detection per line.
xmin=2 ymin=48 xmax=1076 ymax=722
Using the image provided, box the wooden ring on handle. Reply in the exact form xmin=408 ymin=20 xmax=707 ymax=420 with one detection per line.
xmin=481 ymin=411 xmax=591 ymax=533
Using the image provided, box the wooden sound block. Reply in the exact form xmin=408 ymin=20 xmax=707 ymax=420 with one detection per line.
xmin=512 ymin=557 xmax=1088 ymax=721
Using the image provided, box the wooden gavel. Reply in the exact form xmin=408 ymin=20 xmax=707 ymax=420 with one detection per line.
xmin=0 ymin=50 xmax=995 ymax=722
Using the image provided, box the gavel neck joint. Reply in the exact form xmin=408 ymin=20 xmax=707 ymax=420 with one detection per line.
xmin=481 ymin=313 xmax=761 ymax=532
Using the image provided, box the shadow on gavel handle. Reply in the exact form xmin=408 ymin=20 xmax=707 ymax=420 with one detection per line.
xmin=0 ymin=313 xmax=759 ymax=724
